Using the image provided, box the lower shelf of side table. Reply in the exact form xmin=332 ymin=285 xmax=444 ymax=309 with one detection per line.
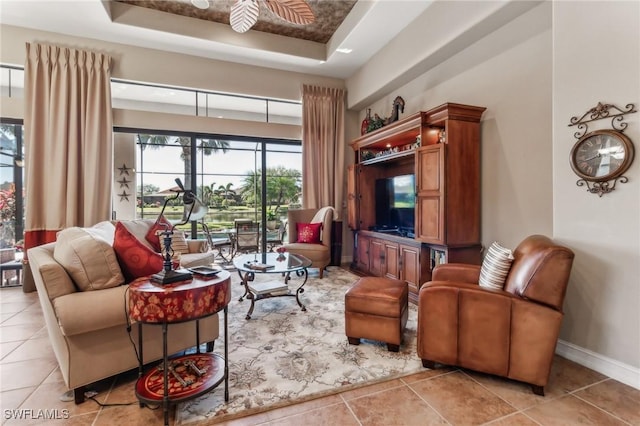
xmin=135 ymin=353 xmax=225 ymax=404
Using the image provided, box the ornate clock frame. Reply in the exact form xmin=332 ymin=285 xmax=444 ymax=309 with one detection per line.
xmin=568 ymin=102 xmax=636 ymax=197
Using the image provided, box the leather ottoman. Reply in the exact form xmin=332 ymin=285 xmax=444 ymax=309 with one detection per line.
xmin=345 ymin=277 xmax=408 ymax=352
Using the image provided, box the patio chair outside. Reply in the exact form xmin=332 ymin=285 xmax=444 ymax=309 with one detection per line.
xmin=235 ymin=219 xmax=260 ymax=254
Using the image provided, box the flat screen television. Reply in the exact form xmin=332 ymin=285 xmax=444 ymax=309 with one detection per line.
xmin=374 ymin=174 xmax=415 ymax=236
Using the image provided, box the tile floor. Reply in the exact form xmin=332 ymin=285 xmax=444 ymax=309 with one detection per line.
xmin=1 ymin=286 xmax=639 ymax=425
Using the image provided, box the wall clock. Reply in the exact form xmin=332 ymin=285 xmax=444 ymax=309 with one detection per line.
xmin=570 ymin=129 xmax=634 ymax=181
xmin=568 ymin=102 xmax=636 ymax=197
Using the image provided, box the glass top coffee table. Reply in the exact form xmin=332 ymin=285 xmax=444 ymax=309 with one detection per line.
xmin=233 ymin=252 xmax=312 ymax=319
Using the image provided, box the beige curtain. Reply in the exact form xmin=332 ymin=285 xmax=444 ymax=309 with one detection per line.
xmin=301 ymin=85 xmax=345 ymax=214
xmin=24 ymin=42 xmax=113 ymax=251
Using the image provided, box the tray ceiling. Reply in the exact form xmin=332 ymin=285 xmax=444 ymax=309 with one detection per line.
xmin=114 ymin=0 xmax=358 ymax=43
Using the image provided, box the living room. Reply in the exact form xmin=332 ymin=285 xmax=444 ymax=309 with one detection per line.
xmin=0 ymin=1 xmax=638 ymax=425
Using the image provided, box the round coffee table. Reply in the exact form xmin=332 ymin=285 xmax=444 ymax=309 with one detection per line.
xmin=233 ymin=252 xmax=312 ymax=319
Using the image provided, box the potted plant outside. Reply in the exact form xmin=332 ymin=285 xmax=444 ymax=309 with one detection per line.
xmin=266 ymin=209 xmax=278 ymax=230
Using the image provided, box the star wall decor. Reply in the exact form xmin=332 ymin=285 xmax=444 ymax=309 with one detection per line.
xmin=117 ymin=177 xmax=130 ymax=188
xmin=118 ymin=191 xmax=130 ymax=202
xmin=117 ymin=164 xmax=132 ymax=175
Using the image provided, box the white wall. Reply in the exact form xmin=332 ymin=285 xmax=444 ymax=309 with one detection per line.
xmin=347 ymin=1 xmax=639 ymax=388
xmin=0 ymin=23 xmax=343 ymax=141
xmin=552 ymin=1 xmax=640 ymax=384
xmin=350 ymin=2 xmax=553 ymax=250
xmin=0 ymin=25 xmax=344 ymax=103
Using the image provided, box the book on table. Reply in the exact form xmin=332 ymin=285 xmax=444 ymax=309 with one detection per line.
xmin=248 ymin=281 xmax=289 ymax=295
xmin=244 ymin=262 xmax=275 ymax=271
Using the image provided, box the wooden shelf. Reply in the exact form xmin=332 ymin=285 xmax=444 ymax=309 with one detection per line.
xmin=361 ymin=149 xmax=415 ymax=165
xmin=135 ymin=353 xmax=225 ymax=404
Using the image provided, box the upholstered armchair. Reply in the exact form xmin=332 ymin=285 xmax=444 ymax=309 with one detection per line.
xmin=417 ymin=235 xmax=575 ymax=395
xmin=285 ymin=207 xmax=335 ymax=278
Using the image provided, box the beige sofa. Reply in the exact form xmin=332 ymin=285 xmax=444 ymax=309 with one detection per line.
xmin=28 ymin=220 xmax=218 ymax=403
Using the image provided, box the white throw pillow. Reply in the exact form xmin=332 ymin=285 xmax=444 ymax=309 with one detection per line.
xmin=478 ymin=242 xmax=514 ymax=290
xmin=54 ymin=226 xmax=125 ymax=291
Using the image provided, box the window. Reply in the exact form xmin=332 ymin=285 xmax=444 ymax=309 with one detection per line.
xmin=0 ymin=121 xmax=25 ymax=250
xmin=124 ymin=130 xmax=302 ymax=242
xmin=0 ymin=65 xmax=25 ymax=99
xmin=112 ymin=80 xmax=302 ymax=125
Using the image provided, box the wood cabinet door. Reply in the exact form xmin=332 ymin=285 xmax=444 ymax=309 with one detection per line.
xmin=347 ymin=164 xmax=358 ymax=230
xmin=400 ymin=244 xmax=420 ymax=286
xmin=400 ymin=244 xmax=420 ymax=294
xmin=384 ymin=241 xmax=400 ymax=279
xmin=356 ymin=233 xmax=370 ymax=272
xmin=369 ymin=238 xmax=385 ymax=276
xmin=416 ymin=145 xmax=445 ymax=244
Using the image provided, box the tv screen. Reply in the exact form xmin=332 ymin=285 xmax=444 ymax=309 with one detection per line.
xmin=390 ymin=174 xmax=415 ymax=209
xmin=375 ymin=174 xmax=415 ymax=234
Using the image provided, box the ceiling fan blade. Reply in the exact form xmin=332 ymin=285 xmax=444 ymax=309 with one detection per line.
xmin=262 ymin=0 xmax=315 ymax=25
xmin=230 ymin=0 xmax=260 ymax=33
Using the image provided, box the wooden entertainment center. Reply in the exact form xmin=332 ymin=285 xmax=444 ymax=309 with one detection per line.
xmin=348 ymin=103 xmax=486 ymax=304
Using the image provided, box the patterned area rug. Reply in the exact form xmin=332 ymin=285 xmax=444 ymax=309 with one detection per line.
xmin=176 ymin=266 xmax=422 ymax=425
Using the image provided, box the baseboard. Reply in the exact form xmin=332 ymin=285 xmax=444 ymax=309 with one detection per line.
xmin=556 ymin=339 xmax=640 ymax=390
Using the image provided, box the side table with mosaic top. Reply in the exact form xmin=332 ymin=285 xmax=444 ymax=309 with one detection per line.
xmin=128 ymin=271 xmax=231 ymax=426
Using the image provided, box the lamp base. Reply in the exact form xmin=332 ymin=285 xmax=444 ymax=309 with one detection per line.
xmin=151 ymin=268 xmax=193 ymax=285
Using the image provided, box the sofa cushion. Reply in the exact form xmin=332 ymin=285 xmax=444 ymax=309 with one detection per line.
xmin=296 ymin=222 xmax=322 ymax=244
xmin=145 ymin=215 xmax=172 ymax=252
xmin=283 ymin=242 xmax=329 ymax=263
xmin=53 ymin=285 xmax=129 ymax=336
xmin=180 ymin=251 xmax=216 ymax=268
xmin=479 ymin=242 xmax=514 ymax=290
xmin=53 ymin=225 xmax=124 ymax=291
xmin=113 ymin=222 xmax=166 ymax=280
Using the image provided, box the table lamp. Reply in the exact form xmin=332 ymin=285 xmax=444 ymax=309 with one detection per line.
xmin=151 ymin=178 xmax=208 ymax=285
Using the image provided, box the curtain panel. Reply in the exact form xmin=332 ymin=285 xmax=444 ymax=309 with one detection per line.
xmin=301 ymin=85 xmax=345 ymax=214
xmin=24 ymin=43 xmax=113 ymax=253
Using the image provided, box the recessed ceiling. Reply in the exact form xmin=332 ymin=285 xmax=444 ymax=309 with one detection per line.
xmin=0 ymin=0 xmax=433 ymax=79
xmin=114 ymin=0 xmax=358 ymax=43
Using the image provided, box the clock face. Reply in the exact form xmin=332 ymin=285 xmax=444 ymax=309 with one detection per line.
xmin=570 ymin=130 xmax=634 ymax=181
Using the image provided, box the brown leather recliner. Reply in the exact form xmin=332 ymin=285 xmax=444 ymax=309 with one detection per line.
xmin=417 ymin=235 xmax=575 ymax=395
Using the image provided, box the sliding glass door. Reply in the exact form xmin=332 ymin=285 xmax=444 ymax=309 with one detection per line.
xmin=126 ymin=129 xmax=301 ymax=251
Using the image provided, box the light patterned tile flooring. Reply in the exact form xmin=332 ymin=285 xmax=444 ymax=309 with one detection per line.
xmin=1 ymin=286 xmax=639 ymax=425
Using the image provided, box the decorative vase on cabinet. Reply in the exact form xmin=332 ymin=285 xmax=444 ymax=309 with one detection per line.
xmin=361 ymin=109 xmax=372 ymax=135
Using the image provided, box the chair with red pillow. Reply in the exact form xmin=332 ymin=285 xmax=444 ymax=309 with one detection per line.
xmin=285 ymin=206 xmax=335 ymax=278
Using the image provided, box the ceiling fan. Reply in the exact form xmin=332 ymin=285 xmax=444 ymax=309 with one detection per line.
xmin=191 ymin=0 xmax=316 ymax=33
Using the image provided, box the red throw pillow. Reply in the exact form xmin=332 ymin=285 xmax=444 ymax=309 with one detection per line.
xmin=145 ymin=215 xmax=172 ymax=252
xmin=296 ymin=222 xmax=322 ymax=244
xmin=114 ymin=222 xmax=166 ymax=280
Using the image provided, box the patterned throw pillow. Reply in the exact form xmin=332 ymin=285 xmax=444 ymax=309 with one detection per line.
xmin=296 ymin=222 xmax=322 ymax=244
xmin=145 ymin=215 xmax=172 ymax=252
xmin=478 ymin=242 xmax=514 ymax=290
xmin=113 ymin=222 xmax=166 ymax=280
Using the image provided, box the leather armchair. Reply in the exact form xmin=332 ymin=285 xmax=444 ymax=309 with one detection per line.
xmin=417 ymin=235 xmax=574 ymax=395
xmin=285 ymin=207 xmax=335 ymax=278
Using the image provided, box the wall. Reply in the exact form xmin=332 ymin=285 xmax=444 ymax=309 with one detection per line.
xmin=0 ymin=23 xmax=341 ymax=141
xmin=0 ymin=25 xmax=344 ymax=104
xmin=347 ymin=1 xmax=639 ymax=388
xmin=552 ymin=1 xmax=640 ymax=385
xmin=349 ymin=3 xmax=553 ymax=251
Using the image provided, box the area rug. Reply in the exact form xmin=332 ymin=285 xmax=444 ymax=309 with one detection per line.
xmin=176 ymin=266 xmax=422 ymax=425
